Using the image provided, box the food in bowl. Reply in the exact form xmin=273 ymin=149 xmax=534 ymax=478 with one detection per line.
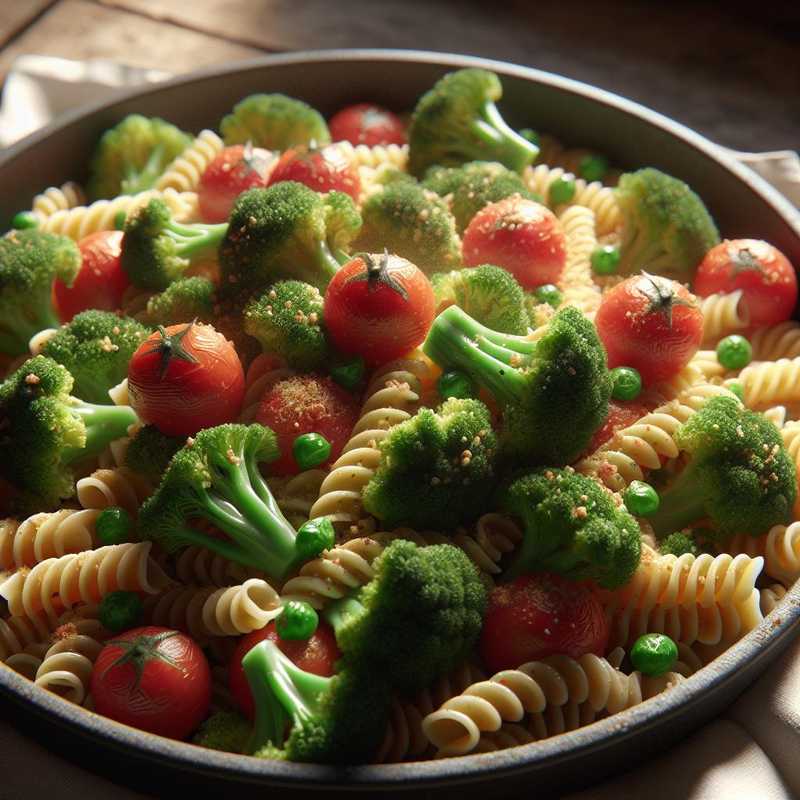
xmin=0 ymin=66 xmax=798 ymax=765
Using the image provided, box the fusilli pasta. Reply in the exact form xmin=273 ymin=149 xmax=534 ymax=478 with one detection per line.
xmin=557 ymin=205 xmax=601 ymax=315
xmin=155 ymin=130 xmax=224 ymax=192
xmin=699 ymin=290 xmax=748 ymax=346
xmin=34 ymin=631 xmax=104 ymax=705
xmin=749 ymin=322 xmax=800 ymax=362
xmin=30 ymin=181 xmax=86 ymax=221
xmin=76 ymin=467 xmax=153 ymax=515
xmin=725 ymin=522 xmax=800 ymax=586
xmin=736 ymin=357 xmax=800 ymax=409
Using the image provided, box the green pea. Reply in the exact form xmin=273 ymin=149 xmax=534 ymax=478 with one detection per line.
xmin=113 ymin=210 xmax=128 ymax=230
xmin=99 ymin=590 xmax=144 ymax=633
xmin=276 ymin=600 xmax=319 ymax=641
xmin=295 ymin=517 xmax=335 ymax=562
xmin=293 ymin=432 xmax=332 ymax=470
xmin=727 ymin=381 xmax=744 ymax=401
xmin=533 ymin=284 xmax=562 ymax=308
xmin=624 ymin=480 xmax=660 ymax=516
xmin=437 ymin=369 xmax=477 ymax=401
xmin=330 ymin=357 xmax=365 ymax=391
xmin=717 ymin=335 xmax=752 ymax=370
xmin=579 ymin=154 xmax=609 ymax=182
xmin=610 ymin=366 xmax=642 ymax=401
xmin=11 ymin=211 xmax=38 ymax=230
xmin=548 ymin=175 xmax=576 ymax=205
xmin=591 ymin=245 xmax=621 ymax=275
xmin=631 ymin=633 xmax=678 ymax=676
xmin=519 ymin=128 xmax=541 ymax=147
xmin=96 ymin=507 xmax=133 ymax=546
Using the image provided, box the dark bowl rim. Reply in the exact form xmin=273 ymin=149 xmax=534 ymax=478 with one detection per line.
xmin=2 ymin=47 xmax=800 ymax=790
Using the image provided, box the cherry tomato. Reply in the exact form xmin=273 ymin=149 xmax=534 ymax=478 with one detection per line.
xmin=255 ymin=374 xmax=359 ymax=476
xmin=229 ymin=620 xmax=340 ymax=720
xmin=328 ymin=103 xmax=406 ymax=147
xmin=53 ymin=231 xmax=129 ymax=322
xmin=90 ymin=626 xmax=211 ymax=740
xmin=128 ymin=321 xmax=245 ymax=437
xmin=267 ymin=144 xmax=361 ymax=201
xmin=586 ymin=399 xmax=651 ymax=453
xmin=694 ymin=239 xmax=798 ymax=328
xmin=595 ymin=274 xmax=704 ymax=386
xmin=479 ymin=574 xmax=609 ymax=674
xmin=197 ymin=144 xmax=276 ymax=223
xmin=324 ymin=252 xmax=435 ymax=367
xmin=462 ymin=197 xmax=567 ymax=289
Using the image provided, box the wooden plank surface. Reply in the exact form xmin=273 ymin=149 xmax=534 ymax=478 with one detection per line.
xmin=0 ymin=0 xmax=56 ymax=48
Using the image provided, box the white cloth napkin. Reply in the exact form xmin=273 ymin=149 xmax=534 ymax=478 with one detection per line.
xmin=1 ymin=56 xmax=800 ymax=800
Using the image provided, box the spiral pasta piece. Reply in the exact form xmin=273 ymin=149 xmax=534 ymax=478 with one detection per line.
xmin=725 ymin=522 xmax=800 ymax=586
xmin=5 ymin=651 xmax=44 ymax=680
xmin=557 ymin=205 xmax=601 ymax=315
xmin=76 ymin=467 xmax=153 ymax=515
xmin=155 ymin=130 xmax=224 ymax=192
xmin=736 ymin=357 xmax=800 ymax=409
xmin=267 ymin=469 xmax=327 ymax=529
xmin=699 ymin=290 xmax=748 ymax=346
xmin=749 ymin=322 xmax=800 ymax=362
xmin=760 ymin=583 xmax=788 ymax=615
xmin=173 ymin=546 xmax=265 ymax=586
xmin=143 ymin=578 xmax=281 ymax=640
xmin=34 ymin=632 xmax=104 ymax=705
xmin=688 ymin=350 xmax=727 ymax=382
xmin=331 ymin=141 xmax=409 ymax=171
xmin=0 ymin=612 xmax=52 ymax=661
xmin=781 ymin=422 xmax=800 ymax=515
xmin=30 ymin=182 xmax=86 ymax=221
xmin=0 ymin=542 xmax=171 ymax=621
xmin=0 ymin=509 xmax=101 ymax=571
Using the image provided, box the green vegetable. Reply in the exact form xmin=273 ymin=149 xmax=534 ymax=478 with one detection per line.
xmin=548 ymin=175 xmax=576 ymax=205
xmin=519 ymin=128 xmax=540 ymax=147
xmin=630 ymin=633 xmax=678 ymax=677
xmin=431 ymin=264 xmax=529 ymax=334
xmin=140 ymin=276 xmax=216 ymax=327
xmin=99 ymin=590 xmax=143 ymax=632
xmin=87 ymin=114 xmax=192 ymax=200
xmin=649 ymin=396 xmax=796 ymax=538
xmin=356 ymin=181 xmax=461 ymax=275
xmin=276 ymin=601 xmax=319 ymax=641
xmin=294 ymin=518 xmax=336 ymax=563
xmin=623 ymin=480 xmax=660 ymax=516
xmin=362 ymin=397 xmax=498 ymax=529
xmin=124 ymin=424 xmax=183 ymax=484
xmin=408 ymin=68 xmax=538 ymax=177
xmin=423 ymin=305 xmax=611 ymax=465
xmin=41 ymin=310 xmax=150 ymax=403
xmin=220 ymin=94 xmax=330 ymax=151
xmin=0 ymin=356 xmax=138 ymax=512
xmin=437 ymin=369 xmax=477 ymax=400
xmin=500 ymin=467 xmax=641 ymax=588
xmin=610 ymin=366 xmax=642 ymax=401
xmin=615 ymin=168 xmax=720 ymax=279
xmin=533 ymin=284 xmax=562 ymax=308
xmin=96 ymin=507 xmax=134 ymax=546
xmin=727 ymin=381 xmax=744 ymax=401
xmin=717 ymin=335 xmax=752 ymax=370
xmin=292 ymin=432 xmax=331 ymax=470
xmin=0 ymin=229 xmax=81 ymax=356
xmin=329 ymin=356 xmax=365 ymax=391
xmin=579 ymin=155 xmax=609 ymax=183
xmin=193 ymin=711 xmax=251 ymax=753
xmin=658 ymin=531 xmax=699 ymax=557
xmin=11 ymin=211 xmax=38 ymax=230
xmin=244 ymin=281 xmax=328 ymax=371
xmin=591 ymin=245 xmax=621 ymax=275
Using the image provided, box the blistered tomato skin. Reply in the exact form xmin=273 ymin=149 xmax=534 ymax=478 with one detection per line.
xmin=53 ymin=230 xmax=129 ymax=322
xmin=328 ymin=103 xmax=406 ymax=147
xmin=694 ymin=239 xmax=798 ymax=328
xmin=479 ymin=573 xmax=609 ymax=674
xmin=128 ymin=322 xmax=245 ymax=437
xmin=268 ymin=144 xmax=361 ymax=201
xmin=462 ymin=197 xmax=567 ymax=289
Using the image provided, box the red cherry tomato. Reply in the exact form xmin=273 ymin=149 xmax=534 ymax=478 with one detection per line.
xmin=53 ymin=230 xmax=129 ymax=322
xmin=324 ymin=252 xmax=436 ymax=367
xmin=329 ymin=103 xmax=406 ymax=147
xmin=267 ymin=144 xmax=361 ymax=201
xmin=595 ymin=274 xmax=704 ymax=386
xmin=694 ymin=239 xmax=798 ymax=328
xmin=462 ymin=197 xmax=566 ymax=289
xmin=479 ymin=574 xmax=609 ymax=674
xmin=90 ymin=626 xmax=211 ymax=740
xmin=198 ymin=144 xmax=275 ymax=223
xmin=128 ymin=321 xmax=245 ymax=437
xmin=586 ymin=399 xmax=651 ymax=453
xmin=229 ymin=621 xmax=340 ymax=720
xmin=255 ymin=374 xmax=359 ymax=476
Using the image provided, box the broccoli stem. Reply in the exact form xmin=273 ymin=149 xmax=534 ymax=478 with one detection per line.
xmin=323 ymin=595 xmax=367 ymax=634
xmin=473 ymin=102 xmax=538 ymax=172
xmin=315 ymin=239 xmax=345 ymax=281
xmin=648 ymin=464 xmax=707 ymax=538
xmin=62 ymin=400 xmax=139 ymax=463
xmin=166 ymin=221 xmax=229 ymax=259
xmin=0 ymin=303 xmax=60 ymax=357
xmin=121 ymin=143 xmax=166 ymax=195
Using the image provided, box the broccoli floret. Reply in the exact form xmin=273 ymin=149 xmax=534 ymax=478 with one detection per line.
xmin=87 ymin=115 xmax=192 ymax=200
xmin=424 ymin=305 xmax=611 ymax=465
xmin=0 ymin=356 xmax=138 ymax=511
xmin=649 ymin=396 xmax=796 ymax=538
xmin=408 ymin=69 xmax=538 ymax=178
xmin=139 ymin=424 xmax=314 ymax=580
xmin=500 ymin=468 xmax=641 ymax=588
xmin=355 ymin=181 xmax=461 ymax=275
xmin=243 ymin=281 xmax=328 ymax=371
xmin=220 ymin=94 xmax=330 ymax=151
xmin=422 ymin=161 xmax=537 ymax=231
xmin=40 ymin=310 xmax=150 ymax=404
xmin=431 ymin=264 xmax=529 ymax=335
xmin=219 ymin=183 xmax=359 ymax=302
xmin=124 ymin=424 xmax=183 ymax=484
xmin=140 ymin=276 xmax=216 ymax=326
xmin=362 ymin=397 xmax=498 ymax=529
xmin=121 ymin=198 xmax=227 ymax=291
xmin=244 ymin=641 xmax=389 ymax=764
xmin=658 ymin=531 xmax=699 ymax=557
xmin=193 ymin=711 xmax=251 ymax=754
xmin=615 ymin=168 xmax=720 ymax=280
xmin=327 ymin=540 xmax=487 ymax=694
xmin=0 ymin=230 xmax=81 ymax=356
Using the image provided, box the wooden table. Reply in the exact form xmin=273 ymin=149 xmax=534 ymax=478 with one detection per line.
xmin=0 ymin=0 xmax=798 ymax=152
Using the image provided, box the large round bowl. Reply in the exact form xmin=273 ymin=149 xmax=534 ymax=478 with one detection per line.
xmin=1 ymin=50 xmax=800 ymax=799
